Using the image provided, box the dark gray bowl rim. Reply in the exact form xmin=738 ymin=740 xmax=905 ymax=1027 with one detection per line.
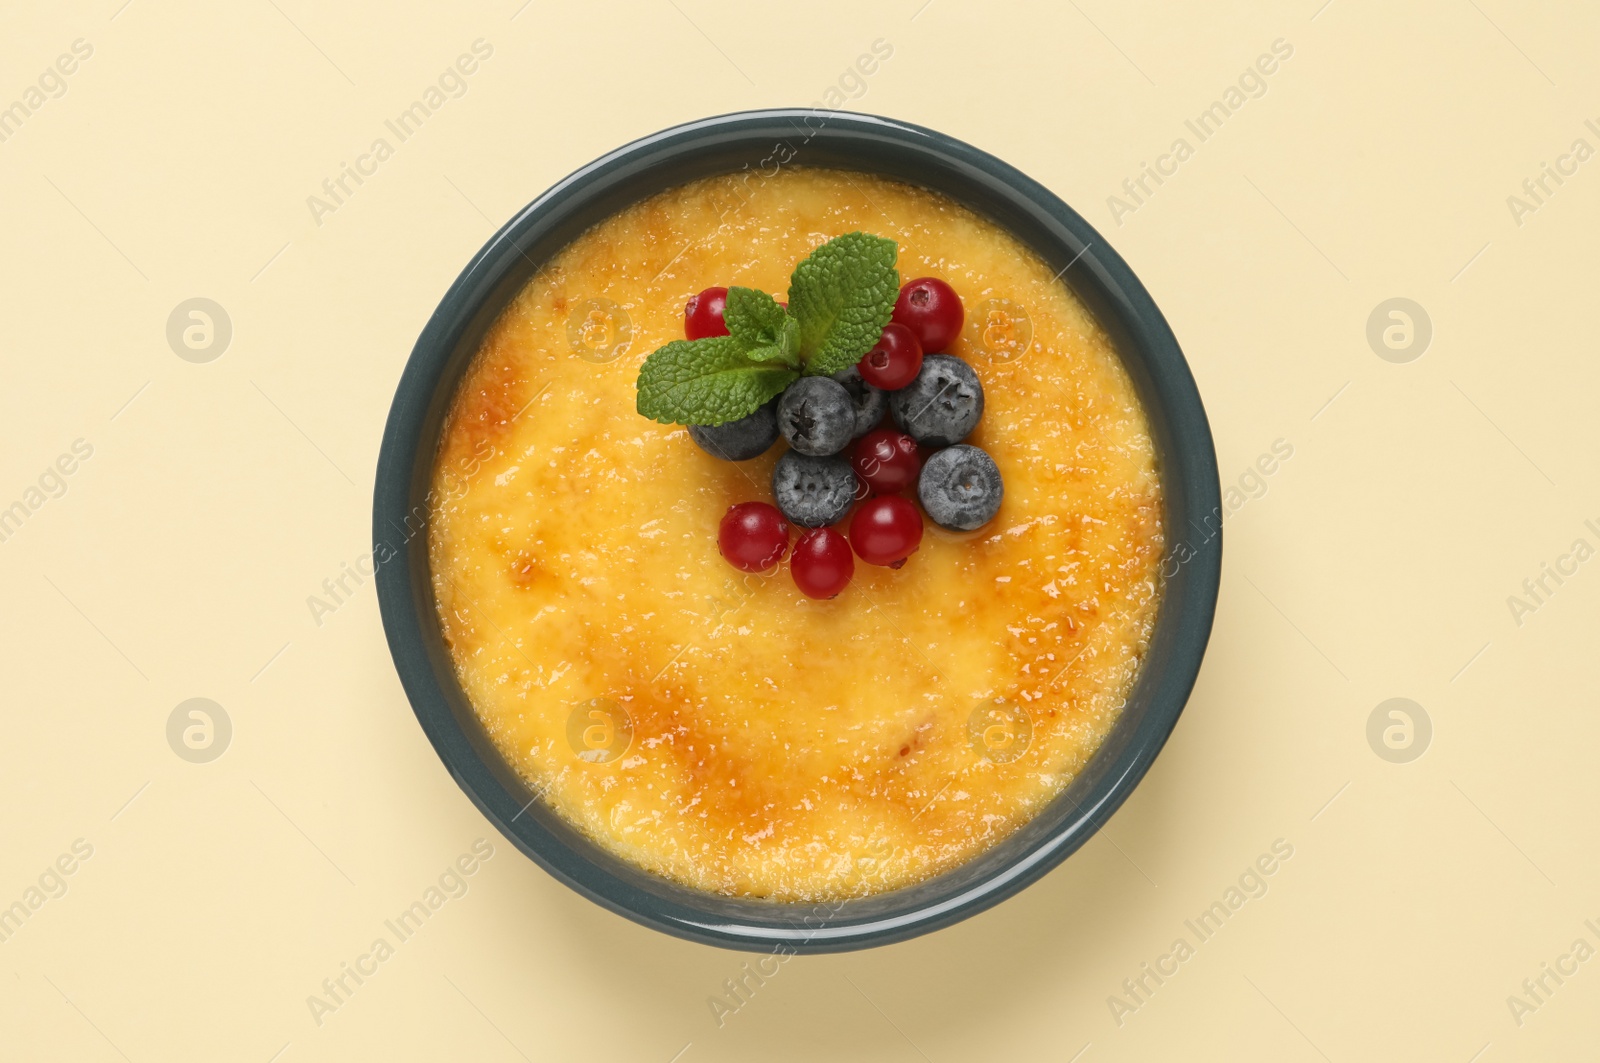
xmin=374 ymin=108 xmax=1221 ymax=953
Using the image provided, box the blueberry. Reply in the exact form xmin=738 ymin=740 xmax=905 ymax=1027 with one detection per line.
xmin=890 ymin=354 xmax=984 ymax=446
xmin=771 ymin=450 xmax=857 ymax=528
xmin=687 ymin=397 xmax=779 ymax=461
xmin=918 ymin=444 xmax=1003 ymax=531
xmin=777 ymin=376 xmax=856 ymax=456
xmin=831 ymin=365 xmax=887 ymax=439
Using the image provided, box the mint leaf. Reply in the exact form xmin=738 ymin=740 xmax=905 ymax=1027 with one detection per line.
xmin=724 ymin=287 xmax=800 ymax=368
xmin=745 ymin=342 xmax=796 ymax=365
xmin=723 ymin=287 xmax=785 ymax=346
xmin=636 ymin=336 xmax=798 ymax=426
xmin=788 ymin=232 xmax=899 ymax=377
xmin=776 ymin=316 xmax=799 ymax=362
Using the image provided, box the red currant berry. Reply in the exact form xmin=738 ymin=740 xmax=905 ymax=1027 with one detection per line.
xmin=892 ymin=277 xmax=964 ymax=353
xmin=851 ymin=429 xmax=921 ymax=495
xmin=718 ymin=501 xmax=789 ymax=572
xmin=791 ymin=527 xmax=854 ymax=599
xmin=848 ymin=495 xmax=924 ymax=567
xmin=685 ymin=286 xmax=730 ymax=340
xmin=858 ymin=323 xmax=923 ymax=390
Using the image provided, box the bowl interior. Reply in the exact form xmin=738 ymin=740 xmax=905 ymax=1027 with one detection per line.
xmin=374 ymin=109 xmax=1221 ymax=952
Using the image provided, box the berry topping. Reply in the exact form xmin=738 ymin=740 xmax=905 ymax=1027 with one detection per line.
xmin=687 ymin=397 xmax=779 ymax=461
xmin=919 ymin=444 xmax=1004 ymax=530
xmin=858 ymin=322 xmax=923 ymax=391
xmin=830 ymin=365 xmax=887 ymax=439
xmin=771 ymin=450 xmax=857 ymax=528
xmin=777 ymin=376 xmax=856 ymax=456
xmin=791 ymin=527 xmax=854 ymax=599
xmin=718 ymin=502 xmax=789 ymax=572
xmin=891 ymin=277 xmax=964 ymax=353
xmin=889 ymin=354 xmax=984 ymax=447
xmin=644 ymin=242 xmax=997 ymax=600
xmin=684 ymin=286 xmax=730 ymax=340
xmin=851 ymin=429 xmax=921 ymax=495
xmin=849 ymin=495 xmax=924 ymax=567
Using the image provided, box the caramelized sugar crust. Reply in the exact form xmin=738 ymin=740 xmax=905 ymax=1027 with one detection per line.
xmin=430 ymin=169 xmax=1163 ymax=901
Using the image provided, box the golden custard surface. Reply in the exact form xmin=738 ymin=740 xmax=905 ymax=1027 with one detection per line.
xmin=430 ymin=169 xmax=1163 ymax=902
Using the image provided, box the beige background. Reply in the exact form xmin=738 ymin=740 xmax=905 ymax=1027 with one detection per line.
xmin=3 ymin=0 xmax=1597 ymax=1059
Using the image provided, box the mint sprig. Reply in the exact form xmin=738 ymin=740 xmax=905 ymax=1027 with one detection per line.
xmin=634 ymin=233 xmax=899 ymax=426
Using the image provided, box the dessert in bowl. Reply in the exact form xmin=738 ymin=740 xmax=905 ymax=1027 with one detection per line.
xmin=376 ymin=111 xmax=1219 ymax=950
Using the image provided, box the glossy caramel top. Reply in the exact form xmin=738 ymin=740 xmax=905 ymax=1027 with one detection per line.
xmin=430 ymin=168 xmax=1163 ymax=901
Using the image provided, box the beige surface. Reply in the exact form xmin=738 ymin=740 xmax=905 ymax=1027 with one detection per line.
xmin=2 ymin=1 xmax=1596 ymax=1059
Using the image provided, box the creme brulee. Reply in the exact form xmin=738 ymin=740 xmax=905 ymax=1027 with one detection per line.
xmin=428 ymin=168 xmax=1164 ymax=902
